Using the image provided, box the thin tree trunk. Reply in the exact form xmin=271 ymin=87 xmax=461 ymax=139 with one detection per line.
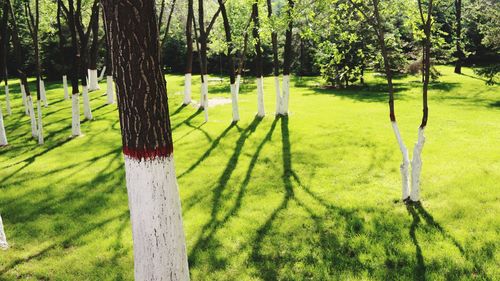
xmin=183 ymin=0 xmax=194 ymax=105
xmin=88 ymin=4 xmax=100 ymax=91
xmin=1 ymin=1 xmax=10 ymax=117
xmin=56 ymin=0 xmax=69 ymax=100
xmin=101 ymin=1 xmax=189 ymax=279
xmin=102 ymin=9 xmax=114 ymax=105
xmin=454 ymin=0 xmax=463 ymax=74
xmin=281 ymin=0 xmax=294 ymax=115
xmin=252 ymin=1 xmax=265 ymax=117
xmin=266 ymin=0 xmax=281 ymax=114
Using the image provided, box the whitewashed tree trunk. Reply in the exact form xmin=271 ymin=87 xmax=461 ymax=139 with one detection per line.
xmin=235 ymin=74 xmax=241 ymax=97
xmin=0 ymin=106 xmax=7 ymax=146
xmin=281 ymin=75 xmax=290 ymax=115
xmin=106 ymin=76 xmax=114 ymax=104
xmin=63 ymin=75 xmax=70 ymax=100
xmin=124 ymin=156 xmax=189 ymax=281
xmin=72 ymin=94 xmax=81 ymax=136
xmin=88 ymin=69 xmax=100 ymax=91
xmin=183 ymin=74 xmax=191 ymax=105
xmin=391 ymin=122 xmax=410 ymax=200
xmin=0 ymin=214 xmax=8 ymax=249
xmin=410 ymin=127 xmax=426 ymax=202
xmin=82 ymin=86 xmax=93 ymax=120
xmin=99 ymin=66 xmax=106 ymax=81
xmin=274 ymin=76 xmax=282 ymax=115
xmin=20 ymin=83 xmax=28 ymax=115
xmin=37 ymin=100 xmax=44 ymax=145
xmin=230 ymin=83 xmax=239 ymax=122
xmin=27 ymin=96 xmax=37 ymax=138
xmin=4 ymin=85 xmax=11 ymax=116
xmin=40 ymin=80 xmax=48 ymax=107
xmin=201 ymin=75 xmax=208 ymax=122
xmin=256 ymin=76 xmax=265 ymax=117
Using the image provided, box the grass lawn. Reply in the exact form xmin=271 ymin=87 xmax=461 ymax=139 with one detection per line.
xmin=0 ymin=66 xmax=499 ymax=280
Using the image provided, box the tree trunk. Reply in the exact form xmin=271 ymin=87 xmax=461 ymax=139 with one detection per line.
xmin=0 ymin=214 xmax=8 ymax=249
xmin=454 ymin=0 xmax=463 ymax=74
xmin=252 ymin=2 xmax=265 ymax=117
xmin=218 ymin=0 xmax=239 ymax=122
xmin=198 ymin=0 xmax=208 ymax=112
xmin=184 ymin=0 xmax=194 ymax=105
xmin=0 ymin=1 xmax=10 ymax=116
xmin=57 ymin=0 xmax=69 ymax=100
xmin=281 ymin=0 xmax=294 ymax=115
xmin=102 ymin=10 xmax=114 ymax=104
xmin=88 ymin=4 xmax=100 ymax=91
xmin=101 ymin=1 xmax=189 ymax=279
xmin=266 ymin=0 xmax=281 ymax=114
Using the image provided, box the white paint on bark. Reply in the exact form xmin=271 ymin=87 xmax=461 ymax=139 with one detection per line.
xmin=230 ymin=83 xmax=239 ymax=122
xmin=37 ymin=100 xmax=44 ymax=145
xmin=282 ymin=75 xmax=290 ymax=115
xmin=202 ymin=75 xmax=208 ymax=122
xmin=99 ymin=66 xmax=106 ymax=81
xmin=391 ymin=122 xmax=410 ymax=199
xmin=88 ymin=69 xmax=100 ymax=91
xmin=27 ymin=96 xmax=37 ymax=138
xmin=40 ymin=80 xmax=48 ymax=107
xmin=106 ymin=76 xmax=115 ymax=104
xmin=274 ymin=76 xmax=282 ymax=115
xmin=4 ymin=85 xmax=11 ymax=116
xmin=0 ymin=106 xmax=7 ymax=146
xmin=20 ymin=83 xmax=28 ymax=115
xmin=183 ymin=74 xmax=192 ymax=105
xmin=256 ymin=76 xmax=265 ymax=117
xmin=124 ymin=155 xmax=190 ymax=281
xmin=63 ymin=75 xmax=69 ymax=100
xmin=72 ymin=94 xmax=81 ymax=136
xmin=0 ymin=214 xmax=8 ymax=249
xmin=82 ymin=86 xmax=93 ymax=120
xmin=410 ymin=127 xmax=425 ymax=202
xmin=235 ymin=75 xmax=241 ymax=97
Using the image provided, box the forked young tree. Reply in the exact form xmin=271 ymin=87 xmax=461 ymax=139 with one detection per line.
xmin=251 ymin=0 xmax=265 ymax=117
xmin=348 ymin=0 xmax=432 ymax=202
xmin=88 ymin=3 xmax=100 ymax=91
xmin=59 ymin=0 xmax=82 ymax=136
xmin=183 ymin=0 xmax=194 ymax=105
xmin=101 ymin=0 xmax=189 ymax=279
xmin=8 ymin=0 xmax=37 ymax=138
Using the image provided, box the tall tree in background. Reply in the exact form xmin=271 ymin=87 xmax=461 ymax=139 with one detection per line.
xmin=266 ymin=0 xmax=280 ymax=114
xmin=75 ymin=0 xmax=99 ymax=120
xmin=1 ymin=1 xmax=11 ymax=117
xmin=8 ymin=0 xmax=37 ymax=138
xmin=252 ymin=0 xmax=265 ymax=117
xmin=102 ymin=10 xmax=114 ymax=105
xmin=88 ymin=3 xmax=100 ymax=91
xmin=218 ymin=0 xmax=239 ymax=122
xmin=25 ymin=0 xmax=44 ymax=144
xmin=183 ymin=0 xmax=194 ymax=105
xmin=280 ymin=0 xmax=294 ymax=115
xmin=101 ymin=0 xmax=189 ymax=279
xmin=59 ymin=0 xmax=82 ymax=136
xmin=454 ymin=0 xmax=464 ymax=74
xmin=57 ymin=0 xmax=70 ymax=100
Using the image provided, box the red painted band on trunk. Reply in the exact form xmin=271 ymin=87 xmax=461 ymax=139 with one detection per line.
xmin=123 ymin=145 xmax=173 ymax=159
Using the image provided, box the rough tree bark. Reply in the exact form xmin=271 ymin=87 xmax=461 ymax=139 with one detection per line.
xmin=281 ymin=0 xmax=294 ymax=115
xmin=102 ymin=10 xmax=114 ymax=105
xmin=266 ymin=0 xmax=281 ymax=114
xmin=101 ymin=0 xmax=189 ymax=279
xmin=56 ymin=1 xmax=70 ymax=100
xmin=1 ymin=1 xmax=10 ymax=117
xmin=252 ymin=1 xmax=265 ymax=117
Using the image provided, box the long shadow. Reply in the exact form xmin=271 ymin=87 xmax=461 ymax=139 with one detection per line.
xmin=406 ymin=204 xmax=427 ymax=281
xmin=171 ymin=104 xmax=188 ymax=116
xmin=307 ymin=83 xmax=409 ymax=103
xmin=178 ymin=123 xmax=236 ymax=179
xmin=171 ymin=109 xmax=202 ymax=131
xmin=187 ymin=117 xmax=263 ymax=267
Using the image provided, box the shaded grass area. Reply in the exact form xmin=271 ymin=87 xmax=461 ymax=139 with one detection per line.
xmin=0 ymin=66 xmax=499 ymax=280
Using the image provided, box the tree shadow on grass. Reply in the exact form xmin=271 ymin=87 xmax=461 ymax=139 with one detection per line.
xmin=187 ymin=117 xmax=265 ymax=268
xmin=305 ymin=83 xmax=409 ymax=103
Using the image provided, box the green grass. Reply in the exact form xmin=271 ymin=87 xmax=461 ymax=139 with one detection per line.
xmin=0 ymin=66 xmax=499 ymax=280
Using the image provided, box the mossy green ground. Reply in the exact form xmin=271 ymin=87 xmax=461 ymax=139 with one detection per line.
xmin=0 ymin=66 xmax=499 ymax=280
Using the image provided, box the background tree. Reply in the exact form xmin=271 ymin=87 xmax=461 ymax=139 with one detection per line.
xmin=101 ymin=0 xmax=189 ymax=279
xmin=251 ymin=0 xmax=265 ymax=117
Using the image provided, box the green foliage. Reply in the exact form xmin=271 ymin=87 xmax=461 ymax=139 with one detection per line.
xmin=474 ymin=64 xmax=500 ymax=85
